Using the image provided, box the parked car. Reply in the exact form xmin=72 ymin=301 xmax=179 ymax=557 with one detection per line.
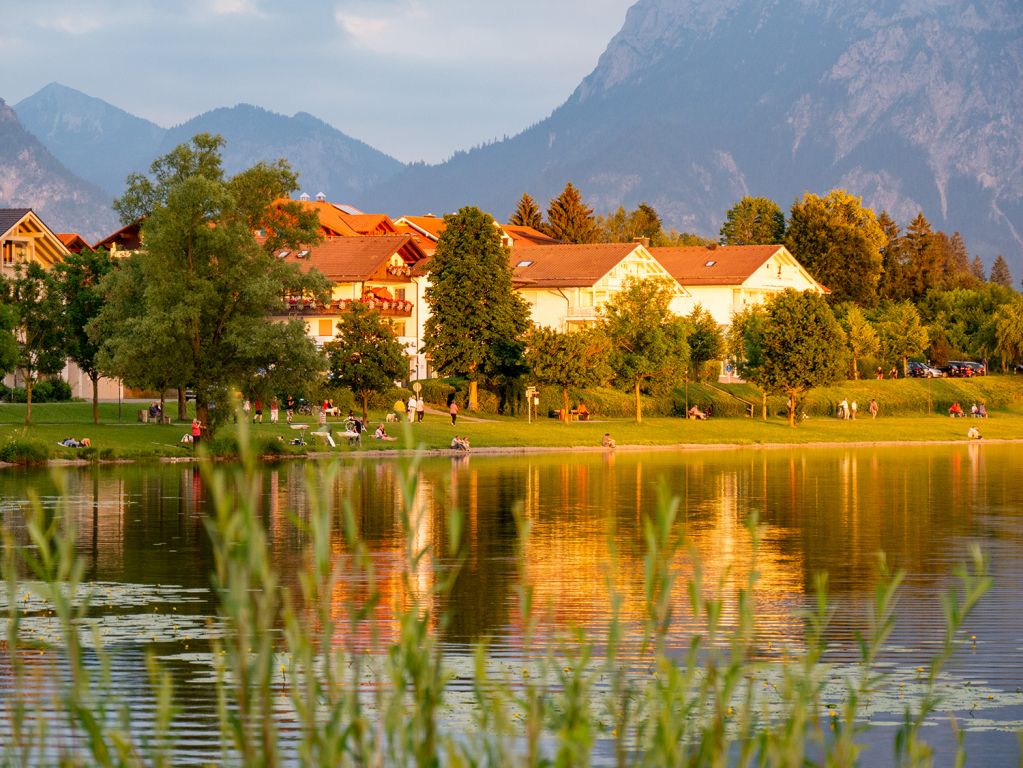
xmin=907 ymin=361 xmax=943 ymax=378
xmin=943 ymin=360 xmax=985 ymax=377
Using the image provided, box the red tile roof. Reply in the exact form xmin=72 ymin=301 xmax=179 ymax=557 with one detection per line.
xmin=650 ymin=245 xmax=787 ymax=285
xmin=57 ymin=233 xmax=94 ymax=252
xmin=338 ymin=212 xmax=398 ymax=235
xmin=504 ymin=225 xmax=559 ymax=247
xmin=398 ymin=215 xmax=446 ymax=240
xmin=511 ymin=243 xmax=654 ymax=288
xmin=279 ymin=235 xmax=425 ymax=281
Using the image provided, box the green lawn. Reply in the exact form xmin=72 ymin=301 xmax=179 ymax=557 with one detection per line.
xmin=0 ymin=393 xmax=1017 ymax=464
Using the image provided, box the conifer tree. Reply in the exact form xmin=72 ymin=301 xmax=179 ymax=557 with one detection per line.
xmin=904 ymin=212 xmax=945 ymax=300
xmin=971 ymin=255 xmax=986 ymax=281
xmin=424 ymin=206 xmax=530 ymax=410
xmin=545 ymin=182 xmax=598 ymax=243
xmin=508 ymin=193 xmax=543 ymax=229
xmin=990 ymin=254 xmax=1013 ymax=288
xmin=945 ymin=232 xmax=972 ymax=285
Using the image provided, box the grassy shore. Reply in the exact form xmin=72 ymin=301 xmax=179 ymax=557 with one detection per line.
xmin=0 ymin=376 xmax=1020 ymax=463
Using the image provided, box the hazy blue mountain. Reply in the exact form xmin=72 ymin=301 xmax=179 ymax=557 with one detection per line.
xmin=0 ymin=98 xmax=117 ymax=241
xmin=161 ymin=104 xmax=404 ymax=200
xmin=15 ymin=82 xmax=165 ymax=198
xmin=14 ymin=85 xmax=405 ymax=206
xmin=360 ymin=0 xmax=1023 ymax=271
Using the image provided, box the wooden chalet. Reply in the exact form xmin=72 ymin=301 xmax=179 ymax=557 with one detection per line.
xmin=0 ymin=208 xmax=70 ymax=275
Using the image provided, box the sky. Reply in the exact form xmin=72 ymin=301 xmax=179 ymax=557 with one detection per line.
xmin=1 ymin=0 xmax=635 ymax=164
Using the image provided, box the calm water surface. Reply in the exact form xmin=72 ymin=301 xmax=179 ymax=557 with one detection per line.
xmin=1 ymin=443 xmax=1021 ymax=764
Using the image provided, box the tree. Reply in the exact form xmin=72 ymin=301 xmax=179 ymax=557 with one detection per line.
xmin=719 ymin=196 xmax=785 ymax=245
xmin=727 ymin=305 xmax=770 ymax=419
xmin=524 ymin=327 xmax=609 ymax=421
xmin=786 ymin=190 xmax=887 ymax=305
xmin=994 ymin=298 xmax=1023 ymax=369
xmin=5 ymin=263 xmax=66 ymax=424
xmin=970 ymin=255 xmax=986 ymax=281
xmin=599 ymin=278 xmax=690 ymax=423
xmin=837 ymin=303 xmax=879 ymax=379
xmin=875 ymin=302 xmax=929 ymax=376
xmin=54 ymin=248 xmax=115 ymax=423
xmin=916 ymin=285 xmax=1013 ymax=363
xmin=597 ymin=203 xmax=664 ymax=243
xmin=990 ymin=255 xmax=1013 ymax=288
xmin=96 ymin=133 xmax=326 ymax=430
xmin=545 ymin=183 xmax=598 ymax=243
xmin=423 ymin=206 xmax=530 ymax=410
xmin=902 ymin=212 xmax=947 ymax=300
xmin=325 ymin=302 xmax=407 ymax=420
xmin=732 ymin=289 xmax=846 ymax=427
xmin=508 ymin=193 xmax=543 ymax=229
xmin=877 ymin=212 xmax=910 ymax=301
xmin=685 ymin=305 xmax=724 ymax=381
xmin=0 ymin=305 xmax=19 ymax=391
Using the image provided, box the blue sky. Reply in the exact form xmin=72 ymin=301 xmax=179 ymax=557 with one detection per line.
xmin=2 ymin=0 xmax=634 ymax=163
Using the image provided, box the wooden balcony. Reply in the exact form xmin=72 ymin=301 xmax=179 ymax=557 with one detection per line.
xmin=280 ymin=297 xmax=414 ymax=317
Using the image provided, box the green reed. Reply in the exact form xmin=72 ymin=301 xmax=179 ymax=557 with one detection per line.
xmin=0 ymin=433 xmax=997 ymax=766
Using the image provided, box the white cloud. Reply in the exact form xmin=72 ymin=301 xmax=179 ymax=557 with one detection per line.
xmin=37 ymin=14 xmax=104 ymax=36
xmin=210 ymin=0 xmax=262 ymax=16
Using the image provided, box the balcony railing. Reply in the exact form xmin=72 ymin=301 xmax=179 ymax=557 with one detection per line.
xmin=281 ymin=297 xmax=414 ymax=317
xmin=565 ymin=305 xmax=598 ymax=319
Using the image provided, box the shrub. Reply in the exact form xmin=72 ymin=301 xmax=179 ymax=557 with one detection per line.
xmin=0 ymin=437 xmax=51 ymax=465
xmin=415 ymin=378 xmax=455 ymax=408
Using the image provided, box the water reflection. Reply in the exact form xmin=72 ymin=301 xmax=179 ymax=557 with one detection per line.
xmin=0 ymin=443 xmax=1021 ymax=754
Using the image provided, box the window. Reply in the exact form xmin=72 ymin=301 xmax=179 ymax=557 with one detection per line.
xmin=318 ymin=319 xmax=333 ymax=337
xmin=390 ymin=321 xmax=405 ymax=337
xmin=396 ymin=288 xmax=406 ymax=301
xmin=2 ymin=242 xmax=12 ymax=266
xmin=516 ymin=260 xmax=534 ymax=267
xmin=705 ymin=260 xmax=717 ymax=267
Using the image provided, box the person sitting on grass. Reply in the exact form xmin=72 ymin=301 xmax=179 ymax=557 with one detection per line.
xmin=601 ymin=433 xmax=616 ymax=449
xmin=374 ymin=424 xmax=397 ymax=441
xmin=968 ymin=427 xmax=982 ymax=439
xmin=450 ymin=436 xmax=470 ymax=452
xmin=949 ymin=402 xmax=964 ymax=418
xmin=978 ymin=403 xmax=988 ymax=418
xmin=688 ymin=405 xmax=707 ymax=420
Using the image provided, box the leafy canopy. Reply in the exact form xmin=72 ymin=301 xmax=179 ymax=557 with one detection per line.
xmin=720 ymin=196 xmax=785 ymax=245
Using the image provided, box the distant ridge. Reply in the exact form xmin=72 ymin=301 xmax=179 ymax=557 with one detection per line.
xmin=0 ymin=97 xmax=116 ymax=241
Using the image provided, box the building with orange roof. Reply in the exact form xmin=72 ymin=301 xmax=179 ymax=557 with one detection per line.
xmin=93 ymin=220 xmax=144 ymax=255
xmin=650 ymin=244 xmax=827 ymax=325
xmin=0 ymin=209 xmax=70 ymax=276
xmin=57 ymin=233 xmax=94 ymax=253
xmin=272 ymin=234 xmax=428 ymax=374
xmin=511 ymin=242 xmax=689 ymax=331
xmin=501 ymin=224 xmax=559 ymax=248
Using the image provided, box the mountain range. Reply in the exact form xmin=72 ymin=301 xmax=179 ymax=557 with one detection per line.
xmin=2 ymin=0 xmax=1021 ymax=271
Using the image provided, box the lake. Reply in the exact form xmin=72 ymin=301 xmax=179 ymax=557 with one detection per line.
xmin=1 ymin=443 xmax=1021 ymax=764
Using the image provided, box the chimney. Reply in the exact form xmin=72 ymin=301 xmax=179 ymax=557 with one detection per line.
xmin=315 ymin=192 xmax=326 ymax=202
xmin=632 ymin=236 xmax=651 ymax=248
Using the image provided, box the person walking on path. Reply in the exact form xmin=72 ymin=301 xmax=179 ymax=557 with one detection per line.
xmin=416 ymin=396 xmax=425 ymax=422
xmin=850 ymin=401 xmax=857 ymax=420
xmin=868 ymin=399 xmax=879 ymax=419
xmin=270 ymin=397 xmax=279 ymax=423
xmin=449 ymin=400 xmax=459 ymax=425
xmin=191 ymin=418 xmax=203 ymax=450
xmin=407 ymin=395 xmax=417 ymax=423
xmin=254 ymin=399 xmax=263 ymax=423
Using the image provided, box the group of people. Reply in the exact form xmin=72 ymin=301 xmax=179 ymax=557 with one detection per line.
xmin=949 ymin=401 xmax=987 ymax=418
xmin=875 ymin=367 xmax=900 ymax=379
xmin=837 ymin=398 xmax=880 ymax=419
xmin=395 ymin=395 xmax=427 ymax=423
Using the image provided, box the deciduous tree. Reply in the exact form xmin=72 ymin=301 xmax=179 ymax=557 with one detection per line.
xmin=96 ymin=133 xmax=326 ymax=430
xmin=54 ymin=248 xmax=114 ymax=423
xmin=524 ymin=327 xmax=609 ymax=420
xmin=719 ymin=196 xmax=785 ymax=245
xmin=731 ymin=289 xmax=846 ymax=427
xmin=994 ymin=298 xmax=1023 ymax=370
xmin=685 ymin=305 xmax=724 ymax=381
xmin=875 ymin=302 xmax=929 ymax=376
xmin=786 ymin=190 xmax=887 ymax=305
xmin=325 ymin=302 xmax=407 ymax=420
xmin=599 ymin=278 xmax=689 ymax=423
xmin=837 ymin=303 xmax=879 ymax=379
xmin=5 ymin=263 xmax=66 ymax=424
xmin=424 ymin=206 xmax=530 ymax=410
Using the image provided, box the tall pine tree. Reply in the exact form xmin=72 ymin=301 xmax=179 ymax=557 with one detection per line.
xmin=719 ymin=196 xmax=785 ymax=245
xmin=990 ymin=254 xmax=1013 ymax=288
xmin=508 ymin=193 xmax=543 ymax=229
xmin=545 ymin=182 xmax=598 ymax=243
xmin=424 ymin=206 xmax=530 ymax=410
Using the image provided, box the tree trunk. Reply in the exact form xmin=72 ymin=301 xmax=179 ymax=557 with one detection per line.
xmin=634 ymin=380 xmax=642 ymax=423
xmin=562 ymin=387 xmax=569 ymax=422
xmin=91 ymin=373 xmax=100 ymax=424
xmin=852 ymin=354 xmax=859 ymax=380
xmin=159 ymin=393 xmax=166 ymax=423
xmin=788 ymin=389 xmax=797 ymax=428
xmin=178 ymin=387 xmax=188 ymax=421
xmin=468 ymin=379 xmax=478 ymax=411
xmin=761 ymin=392 xmax=767 ymax=421
xmin=361 ymin=392 xmax=369 ymax=422
xmin=24 ymin=376 xmax=32 ymax=426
